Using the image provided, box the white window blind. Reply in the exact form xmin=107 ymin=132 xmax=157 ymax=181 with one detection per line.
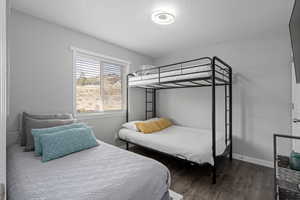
xmin=102 ymin=62 xmax=122 ymax=111
xmin=74 ymin=51 xmax=125 ymax=114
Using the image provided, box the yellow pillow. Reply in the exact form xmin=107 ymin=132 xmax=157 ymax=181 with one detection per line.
xmin=135 ymin=121 xmax=161 ymax=134
xmin=156 ymin=118 xmax=173 ymax=130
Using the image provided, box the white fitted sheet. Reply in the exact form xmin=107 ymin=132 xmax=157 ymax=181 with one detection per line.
xmin=118 ymin=125 xmax=228 ymax=165
xmin=129 ymin=66 xmax=228 ymax=87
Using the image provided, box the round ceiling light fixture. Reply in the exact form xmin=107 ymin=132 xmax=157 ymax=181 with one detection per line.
xmin=151 ymin=10 xmax=175 ymax=25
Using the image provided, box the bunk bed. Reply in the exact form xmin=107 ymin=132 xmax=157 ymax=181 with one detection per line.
xmin=119 ymin=56 xmax=232 ymax=184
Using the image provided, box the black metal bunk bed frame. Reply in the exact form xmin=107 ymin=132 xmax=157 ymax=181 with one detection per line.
xmin=122 ymin=56 xmax=232 ymax=184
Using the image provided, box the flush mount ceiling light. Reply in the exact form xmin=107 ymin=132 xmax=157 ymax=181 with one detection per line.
xmin=151 ymin=10 xmax=175 ymax=25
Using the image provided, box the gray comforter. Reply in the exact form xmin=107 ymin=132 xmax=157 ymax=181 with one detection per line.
xmin=7 ymin=141 xmax=170 ymax=200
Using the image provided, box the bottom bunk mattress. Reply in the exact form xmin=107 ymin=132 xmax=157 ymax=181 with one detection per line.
xmin=118 ymin=125 xmax=228 ymax=165
xmin=7 ymin=141 xmax=170 ymax=200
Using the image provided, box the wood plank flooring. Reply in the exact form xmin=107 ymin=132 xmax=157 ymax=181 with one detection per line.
xmin=130 ymin=146 xmax=274 ymax=200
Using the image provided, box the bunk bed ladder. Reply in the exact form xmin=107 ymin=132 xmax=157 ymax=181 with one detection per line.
xmin=145 ymin=88 xmax=156 ymax=120
xmin=225 ymin=73 xmax=233 ymax=160
xmin=225 ymin=85 xmax=229 ymax=146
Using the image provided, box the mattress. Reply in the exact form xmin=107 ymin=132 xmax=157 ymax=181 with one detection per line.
xmin=7 ymin=141 xmax=170 ymax=200
xmin=118 ymin=125 xmax=227 ymax=165
xmin=129 ymin=66 xmax=228 ymax=87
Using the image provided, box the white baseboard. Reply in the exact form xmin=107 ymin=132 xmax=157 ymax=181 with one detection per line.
xmin=169 ymin=190 xmax=183 ymax=200
xmin=233 ymin=153 xmax=273 ymax=168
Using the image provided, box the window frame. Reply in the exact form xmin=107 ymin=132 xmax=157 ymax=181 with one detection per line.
xmin=71 ymin=46 xmax=130 ymax=118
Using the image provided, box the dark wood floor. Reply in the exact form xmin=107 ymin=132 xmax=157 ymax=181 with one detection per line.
xmin=130 ymin=146 xmax=274 ymax=200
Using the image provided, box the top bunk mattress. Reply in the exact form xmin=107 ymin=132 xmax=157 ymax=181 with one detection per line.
xmin=7 ymin=141 xmax=170 ymax=200
xmin=118 ymin=125 xmax=227 ymax=165
xmin=128 ymin=66 xmax=229 ymax=87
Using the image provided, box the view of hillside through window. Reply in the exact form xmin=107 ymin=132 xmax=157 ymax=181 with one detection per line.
xmin=76 ymin=55 xmax=122 ymax=113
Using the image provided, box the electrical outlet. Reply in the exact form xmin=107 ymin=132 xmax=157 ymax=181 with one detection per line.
xmin=0 ymin=183 xmax=5 ymax=200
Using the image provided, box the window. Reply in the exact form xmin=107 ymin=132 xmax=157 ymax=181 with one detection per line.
xmin=73 ymin=48 xmax=128 ymax=115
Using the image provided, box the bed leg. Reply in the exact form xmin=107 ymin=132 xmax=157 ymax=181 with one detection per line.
xmin=229 ymin=144 xmax=233 ymax=161
xmin=212 ymin=165 xmax=216 ymax=184
xmin=126 ymin=142 xmax=129 ymax=150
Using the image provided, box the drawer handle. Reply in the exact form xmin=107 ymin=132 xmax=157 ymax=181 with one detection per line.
xmin=298 ymin=184 xmax=300 ymax=191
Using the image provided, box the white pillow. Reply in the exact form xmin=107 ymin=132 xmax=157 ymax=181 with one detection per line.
xmin=122 ymin=121 xmax=142 ymax=131
xmin=122 ymin=118 xmax=160 ymax=131
xmin=146 ymin=118 xmax=160 ymax=121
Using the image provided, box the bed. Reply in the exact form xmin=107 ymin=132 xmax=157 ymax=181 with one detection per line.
xmin=125 ymin=56 xmax=233 ymax=184
xmin=118 ymin=125 xmax=227 ymax=165
xmin=7 ymin=141 xmax=170 ymax=200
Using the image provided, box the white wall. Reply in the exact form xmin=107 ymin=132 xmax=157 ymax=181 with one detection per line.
xmin=7 ymin=10 xmax=153 ymax=145
xmin=154 ymin=29 xmax=292 ymax=162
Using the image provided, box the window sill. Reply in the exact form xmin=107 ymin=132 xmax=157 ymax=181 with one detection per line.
xmin=75 ymin=111 xmax=126 ymax=120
